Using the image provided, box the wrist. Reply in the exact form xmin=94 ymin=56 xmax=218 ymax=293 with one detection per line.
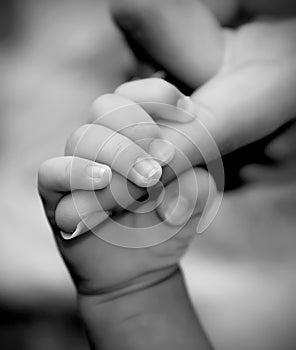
xmin=78 ymin=265 xmax=179 ymax=349
xmin=78 ymin=265 xmax=179 ymax=303
xmin=78 ymin=266 xmax=179 ymax=321
xmin=78 ymin=266 xmax=213 ymax=350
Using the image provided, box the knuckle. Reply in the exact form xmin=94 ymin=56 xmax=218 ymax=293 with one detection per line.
xmin=91 ymin=93 xmax=114 ymax=116
xmin=146 ymin=78 xmax=179 ymax=101
xmin=65 ymin=125 xmax=89 ymax=155
xmin=37 ymin=162 xmax=48 ymax=185
xmin=154 ymin=79 xmax=178 ymax=99
xmin=116 ymin=77 xmax=176 ymax=100
xmin=91 ymin=94 xmax=129 ymax=124
xmin=149 ymin=77 xmax=169 ymax=89
xmin=38 ymin=159 xmax=54 ymax=184
xmin=37 ymin=159 xmax=55 ymax=193
xmin=114 ymin=82 xmax=129 ymax=95
xmin=112 ymin=139 xmax=130 ymax=160
xmin=125 ymin=123 xmax=141 ymax=139
xmin=127 ymin=122 xmax=158 ymax=140
xmin=55 ymin=196 xmax=78 ymax=232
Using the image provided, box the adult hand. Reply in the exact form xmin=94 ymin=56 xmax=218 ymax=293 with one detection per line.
xmin=111 ymin=0 xmax=296 ymax=157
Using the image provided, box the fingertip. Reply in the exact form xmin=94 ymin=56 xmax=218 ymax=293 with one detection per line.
xmin=130 ymin=157 xmax=162 ymax=187
xmin=85 ymin=164 xmax=112 ymax=189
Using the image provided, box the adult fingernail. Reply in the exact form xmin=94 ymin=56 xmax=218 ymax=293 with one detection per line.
xmin=132 ymin=157 xmax=162 ymax=187
xmin=161 ymin=195 xmax=191 ymax=226
xmin=176 ymin=96 xmax=196 ymax=120
xmin=149 ymin=139 xmax=175 ymax=164
xmin=86 ymin=165 xmax=111 ymax=182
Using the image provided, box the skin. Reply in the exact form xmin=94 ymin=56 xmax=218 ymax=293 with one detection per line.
xmin=111 ymin=0 xmax=296 ymax=155
xmin=54 ymin=79 xmax=222 ymax=233
xmin=38 ymin=81 xmax=217 ymax=350
xmin=38 ymin=0 xmax=296 ymax=348
xmin=39 ymin=80 xmax=217 ymax=287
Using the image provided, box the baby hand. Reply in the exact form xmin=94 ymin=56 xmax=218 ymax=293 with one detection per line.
xmin=38 ymin=78 xmax=218 ymax=298
xmin=55 ymin=78 xmax=222 ymax=235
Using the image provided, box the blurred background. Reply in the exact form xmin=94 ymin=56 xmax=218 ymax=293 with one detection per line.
xmin=0 ymin=0 xmax=295 ymax=349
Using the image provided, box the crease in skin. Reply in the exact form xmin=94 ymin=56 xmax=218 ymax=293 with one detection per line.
xmin=61 ymin=211 xmax=111 ymax=240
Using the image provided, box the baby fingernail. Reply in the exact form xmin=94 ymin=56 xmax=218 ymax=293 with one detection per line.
xmin=61 ymin=211 xmax=111 ymax=240
xmin=149 ymin=139 xmax=175 ymax=164
xmin=132 ymin=157 xmax=162 ymax=187
xmin=176 ymin=96 xmax=196 ymax=120
xmin=162 ymin=196 xmax=191 ymax=226
xmin=86 ymin=165 xmax=110 ymax=182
